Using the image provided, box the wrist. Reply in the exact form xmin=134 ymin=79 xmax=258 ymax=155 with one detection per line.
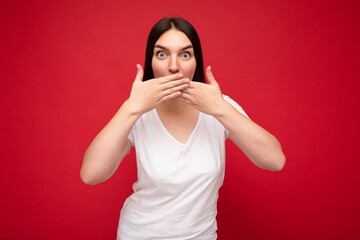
xmin=120 ymin=99 xmax=143 ymax=118
xmin=212 ymin=98 xmax=231 ymax=118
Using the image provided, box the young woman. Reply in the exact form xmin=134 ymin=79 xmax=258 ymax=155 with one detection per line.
xmin=80 ymin=17 xmax=285 ymax=240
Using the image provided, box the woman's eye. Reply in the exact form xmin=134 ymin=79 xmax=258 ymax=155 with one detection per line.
xmin=181 ymin=51 xmax=191 ymax=59
xmin=156 ymin=51 xmax=167 ymax=59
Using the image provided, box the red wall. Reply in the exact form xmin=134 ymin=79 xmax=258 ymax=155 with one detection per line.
xmin=2 ymin=0 xmax=359 ymax=239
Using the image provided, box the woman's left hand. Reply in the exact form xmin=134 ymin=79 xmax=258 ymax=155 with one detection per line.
xmin=180 ymin=66 xmax=225 ymax=116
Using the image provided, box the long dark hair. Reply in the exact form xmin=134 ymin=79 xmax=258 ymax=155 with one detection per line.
xmin=143 ymin=17 xmax=205 ymax=83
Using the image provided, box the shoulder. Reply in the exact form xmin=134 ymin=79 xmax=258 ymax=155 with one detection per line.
xmin=128 ymin=109 xmax=158 ymax=144
xmin=131 ymin=109 xmax=158 ymax=132
xmin=222 ymin=94 xmax=249 ymax=118
xmin=222 ymin=94 xmax=236 ymax=104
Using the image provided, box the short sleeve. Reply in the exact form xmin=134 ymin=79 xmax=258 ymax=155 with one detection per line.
xmin=222 ymin=95 xmax=250 ymax=137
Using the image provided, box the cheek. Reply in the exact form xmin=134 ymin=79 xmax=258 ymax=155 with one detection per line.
xmin=183 ymin=60 xmax=197 ymax=79
xmin=151 ymin=58 xmax=166 ymax=78
xmin=151 ymin=58 xmax=197 ymax=79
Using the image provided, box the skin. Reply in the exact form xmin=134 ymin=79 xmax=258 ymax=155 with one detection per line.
xmin=152 ymin=29 xmax=199 ymax=144
xmin=80 ymin=29 xmax=285 ymax=185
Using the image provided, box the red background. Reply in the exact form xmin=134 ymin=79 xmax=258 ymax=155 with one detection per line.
xmin=1 ymin=0 xmax=360 ymax=239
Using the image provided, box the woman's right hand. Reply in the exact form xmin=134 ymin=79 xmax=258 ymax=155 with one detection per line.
xmin=81 ymin=64 xmax=190 ymax=185
xmin=127 ymin=64 xmax=190 ymax=115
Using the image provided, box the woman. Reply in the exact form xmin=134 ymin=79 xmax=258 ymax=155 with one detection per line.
xmin=80 ymin=17 xmax=285 ymax=240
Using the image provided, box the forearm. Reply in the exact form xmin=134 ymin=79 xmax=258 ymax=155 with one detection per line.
xmin=80 ymin=100 xmax=140 ymax=184
xmin=214 ymin=100 xmax=286 ymax=171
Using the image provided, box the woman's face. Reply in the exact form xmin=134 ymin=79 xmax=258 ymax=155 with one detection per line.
xmin=152 ymin=29 xmax=196 ymax=80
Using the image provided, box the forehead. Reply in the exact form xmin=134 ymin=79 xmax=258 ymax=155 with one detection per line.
xmin=155 ymin=29 xmax=192 ymax=49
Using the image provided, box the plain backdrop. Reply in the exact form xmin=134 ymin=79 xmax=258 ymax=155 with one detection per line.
xmin=1 ymin=0 xmax=359 ymax=239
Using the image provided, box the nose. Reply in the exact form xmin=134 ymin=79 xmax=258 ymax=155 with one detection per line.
xmin=169 ymin=55 xmax=179 ymax=74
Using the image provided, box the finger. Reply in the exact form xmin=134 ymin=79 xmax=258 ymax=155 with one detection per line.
xmin=178 ymin=95 xmax=192 ymax=105
xmin=158 ymin=73 xmax=184 ymax=84
xmin=134 ymin=64 xmax=144 ymax=82
xmin=161 ymin=78 xmax=190 ymax=91
xmin=186 ymin=80 xmax=201 ymax=89
xmin=161 ymin=91 xmax=183 ymax=102
xmin=206 ymin=66 xmax=217 ymax=85
xmin=178 ymin=91 xmax=196 ymax=104
xmin=158 ymin=82 xmax=189 ymax=99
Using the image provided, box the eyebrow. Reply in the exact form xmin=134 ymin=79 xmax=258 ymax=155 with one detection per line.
xmin=154 ymin=44 xmax=193 ymax=51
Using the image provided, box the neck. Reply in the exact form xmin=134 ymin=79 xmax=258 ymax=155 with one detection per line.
xmin=157 ymin=98 xmax=195 ymax=113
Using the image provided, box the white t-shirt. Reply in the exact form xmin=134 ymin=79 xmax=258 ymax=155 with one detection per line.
xmin=117 ymin=95 xmax=248 ymax=240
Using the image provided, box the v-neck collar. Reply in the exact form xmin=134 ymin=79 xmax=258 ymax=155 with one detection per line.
xmin=153 ymin=109 xmax=201 ymax=146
